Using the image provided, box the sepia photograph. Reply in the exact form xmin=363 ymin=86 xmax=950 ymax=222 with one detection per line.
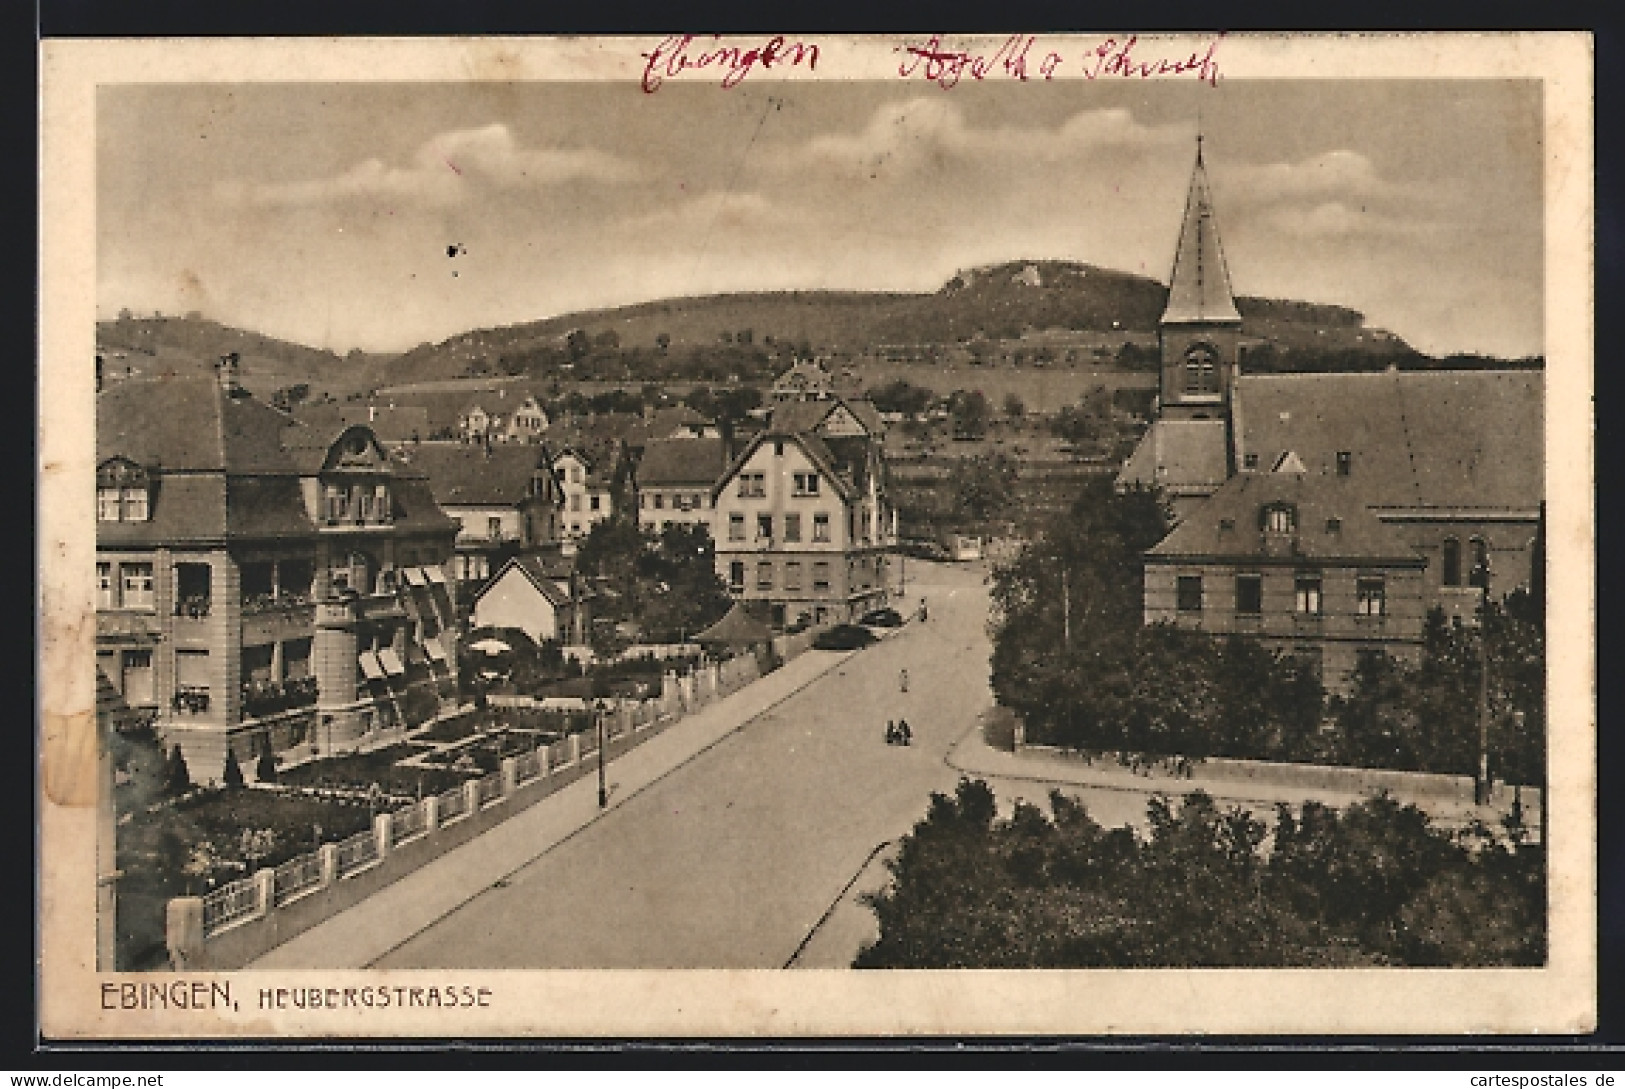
xmin=39 ymin=32 xmax=1594 ymax=1038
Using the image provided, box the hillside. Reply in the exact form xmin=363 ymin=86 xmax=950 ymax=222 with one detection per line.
xmin=368 ymin=260 xmax=1400 ymax=389
xmin=96 ymin=314 xmax=372 ymax=399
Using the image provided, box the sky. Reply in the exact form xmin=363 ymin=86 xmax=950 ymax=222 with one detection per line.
xmin=97 ymin=79 xmax=1544 ymax=358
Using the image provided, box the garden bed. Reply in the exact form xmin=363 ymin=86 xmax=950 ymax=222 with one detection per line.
xmin=275 ymin=743 xmax=463 ymax=796
xmin=418 ymin=728 xmax=560 ymax=775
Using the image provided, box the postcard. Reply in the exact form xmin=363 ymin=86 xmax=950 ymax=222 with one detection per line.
xmin=39 ymin=31 xmax=1594 ymax=1038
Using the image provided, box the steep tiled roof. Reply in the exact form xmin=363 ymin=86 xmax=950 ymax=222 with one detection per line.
xmin=635 ymin=437 xmax=726 ymax=488
xmin=1117 ymin=418 xmax=1230 ymax=496
xmin=399 ymin=442 xmax=554 ymax=508
xmin=387 ymin=475 xmax=459 ymax=534
xmin=1147 ymin=472 xmax=1423 ymax=564
xmin=1163 ymin=146 xmax=1242 ymax=325
xmin=292 ymin=403 xmax=431 ymax=444
xmin=1234 ymin=370 xmax=1543 ymax=511
xmin=768 ymin=398 xmax=837 ymax=435
xmin=98 ymin=376 xmax=300 ymax=475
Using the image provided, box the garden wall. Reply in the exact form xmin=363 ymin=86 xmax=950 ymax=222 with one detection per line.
xmin=169 ymin=655 xmax=762 ymax=970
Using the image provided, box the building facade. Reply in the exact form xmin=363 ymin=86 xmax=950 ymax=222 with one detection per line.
xmin=1120 ymin=142 xmax=1543 ymax=689
xmin=552 ymin=447 xmax=617 ymax=548
xmin=711 ymin=398 xmax=896 ymax=627
xmin=96 ymin=364 xmax=461 ymax=775
xmin=634 ymin=437 xmax=726 ymax=536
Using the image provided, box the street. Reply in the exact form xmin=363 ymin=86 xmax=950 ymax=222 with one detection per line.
xmin=373 ymin=562 xmax=990 ymax=969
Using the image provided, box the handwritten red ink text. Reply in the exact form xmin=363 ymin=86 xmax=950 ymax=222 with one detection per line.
xmin=641 ymin=34 xmax=820 ymax=93
xmin=1080 ymin=34 xmax=1223 ymax=85
xmin=897 ymin=35 xmax=1062 ymax=88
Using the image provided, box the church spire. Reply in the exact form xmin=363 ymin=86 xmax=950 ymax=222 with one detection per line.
xmin=1162 ymin=137 xmax=1241 ymax=325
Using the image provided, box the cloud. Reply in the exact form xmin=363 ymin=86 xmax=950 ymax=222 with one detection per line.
xmin=214 ymin=123 xmax=635 ymax=209
xmin=1225 ymin=149 xmax=1417 ymax=208
xmin=800 ymin=100 xmax=1182 ymax=178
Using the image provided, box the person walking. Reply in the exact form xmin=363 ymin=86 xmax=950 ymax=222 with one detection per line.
xmin=885 ymin=720 xmax=897 ymax=745
xmin=899 ymin=668 xmax=909 ymax=693
xmin=898 ymin=719 xmax=912 ymax=746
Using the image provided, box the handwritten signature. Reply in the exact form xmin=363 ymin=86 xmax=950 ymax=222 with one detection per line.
xmin=897 ymin=33 xmax=1223 ymax=88
xmin=641 ymin=34 xmax=820 ymax=93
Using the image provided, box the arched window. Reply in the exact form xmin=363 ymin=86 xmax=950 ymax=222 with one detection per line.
xmin=1183 ymin=344 xmax=1220 ymax=394
xmin=1442 ymin=537 xmax=1461 ymax=586
xmin=1260 ymin=503 xmax=1297 ymax=534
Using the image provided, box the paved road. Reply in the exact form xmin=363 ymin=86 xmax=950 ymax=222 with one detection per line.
xmin=374 ymin=563 xmax=992 ymax=969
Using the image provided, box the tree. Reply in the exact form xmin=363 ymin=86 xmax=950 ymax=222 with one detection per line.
xmin=593 ymin=329 xmax=620 ymax=351
xmin=655 ymin=333 xmax=671 ymax=354
xmin=869 ymin=379 xmax=936 ymax=418
xmin=948 ymin=453 xmax=1018 ymax=524
xmin=164 ymin=744 xmax=192 ymax=797
xmin=1002 ymin=393 xmax=1026 ymax=420
xmin=565 ymin=329 xmax=592 ymax=362
xmin=222 ymin=747 xmax=245 ymax=790
xmin=948 ymin=389 xmax=991 ymax=440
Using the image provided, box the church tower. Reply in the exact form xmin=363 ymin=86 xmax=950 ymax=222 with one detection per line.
xmin=1158 ymin=137 xmax=1242 ymax=424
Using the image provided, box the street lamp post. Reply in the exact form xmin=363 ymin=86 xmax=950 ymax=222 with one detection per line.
xmin=596 ymin=699 xmax=608 ymax=809
xmin=1473 ymin=559 xmax=1492 ymax=806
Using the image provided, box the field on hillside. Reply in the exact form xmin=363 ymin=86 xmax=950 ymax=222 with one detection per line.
xmin=854 ymin=362 xmax=1157 ymax=414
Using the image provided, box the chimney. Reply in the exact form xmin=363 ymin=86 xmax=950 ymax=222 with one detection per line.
xmin=215 ymin=352 xmax=243 ymax=396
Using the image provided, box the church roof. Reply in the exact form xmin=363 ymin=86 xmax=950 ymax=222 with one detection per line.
xmin=1234 ymin=370 xmax=1543 ymax=512
xmin=1147 ymin=471 xmax=1423 ymax=565
xmin=1116 ymin=418 xmax=1230 ymax=496
xmin=1162 ymin=144 xmax=1242 ymax=325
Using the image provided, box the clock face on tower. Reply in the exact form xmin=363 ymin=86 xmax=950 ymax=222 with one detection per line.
xmin=1183 ymin=344 xmax=1220 ymax=394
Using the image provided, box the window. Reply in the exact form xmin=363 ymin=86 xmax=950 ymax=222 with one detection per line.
xmin=813 ymin=513 xmax=831 ymax=542
xmin=174 ymin=563 xmax=212 ymax=617
xmin=1294 ymin=573 xmax=1323 ymax=616
xmin=1242 ymin=453 xmax=1260 ymax=470
xmin=756 ymin=561 xmax=773 ymax=590
xmin=1469 ymin=538 xmax=1490 ymax=589
xmin=488 ymin=516 xmax=503 ymax=539
xmin=793 ymin=473 xmax=820 ymax=497
xmin=785 ymin=561 xmax=802 ymax=591
xmin=97 ymin=488 xmax=122 ymax=522
xmin=813 ymin=561 xmax=831 ymax=591
xmin=1184 ymin=345 xmax=1219 ymax=393
xmin=1325 ymin=517 xmax=1342 ymax=533
xmin=324 ymin=484 xmax=347 ymax=523
xmin=571 ymin=494 xmax=583 ymax=512
xmin=729 ymin=561 xmax=745 ymax=592
xmin=652 ymin=493 xmax=664 ymax=510
xmin=784 ymin=513 xmax=802 ymax=542
xmin=1442 ymin=537 xmax=1462 ymax=586
xmin=774 ymin=440 xmax=785 ymax=457
xmin=96 ymin=562 xmax=116 ymax=608
xmin=757 ymin=513 xmax=773 ymax=541
xmin=1235 ymin=573 xmax=1262 ymax=615
xmin=728 ymin=513 xmax=745 ymax=541
xmin=737 ymin=473 xmax=766 ymax=498
xmin=1176 ymin=575 xmax=1203 ymax=612
xmin=1336 ymin=451 xmax=1353 ymax=477
xmin=640 ymin=494 xmax=648 ymax=510
xmin=1357 ymin=575 xmax=1386 ymax=616
xmin=1262 ymin=504 xmax=1296 ymax=534
xmin=120 ymin=563 xmax=154 ymax=610
xmin=591 ymin=494 xmax=602 ymax=513
xmin=97 ymin=461 xmax=151 ymax=521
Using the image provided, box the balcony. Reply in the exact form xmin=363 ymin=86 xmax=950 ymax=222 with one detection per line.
xmin=240 ymin=591 xmax=312 ymax=616
xmin=241 ymin=676 xmax=318 ymax=720
xmin=174 ymin=595 xmax=212 ymax=620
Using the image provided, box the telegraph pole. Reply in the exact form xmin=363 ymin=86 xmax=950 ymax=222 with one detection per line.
xmin=1473 ymin=560 xmax=1492 ymax=806
xmin=1061 ymin=565 xmax=1071 ymax=648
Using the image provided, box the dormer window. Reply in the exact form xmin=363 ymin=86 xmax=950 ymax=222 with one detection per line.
xmin=96 ymin=459 xmax=151 ymax=522
xmin=1325 ymin=517 xmax=1342 ymax=533
xmin=1260 ymin=503 xmax=1296 ymax=534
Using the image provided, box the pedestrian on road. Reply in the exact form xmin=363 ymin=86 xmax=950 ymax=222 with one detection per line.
xmin=898 ymin=719 xmax=912 ymax=746
xmin=885 ymin=720 xmax=897 ymax=745
xmin=899 ymin=668 xmax=909 ymax=693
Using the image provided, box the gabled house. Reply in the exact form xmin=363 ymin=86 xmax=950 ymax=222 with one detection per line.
xmin=634 ymin=437 xmax=727 ymax=535
xmin=711 ymin=414 xmax=896 ymax=628
xmin=97 ymin=360 xmax=461 ymax=773
xmin=398 ymin=441 xmax=564 ymax=599
xmin=549 ymin=445 xmax=618 ymax=549
xmin=470 ymin=554 xmax=586 ymax=647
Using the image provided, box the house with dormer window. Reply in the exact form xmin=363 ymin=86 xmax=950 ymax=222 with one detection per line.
xmin=96 ymin=357 xmax=460 ymax=775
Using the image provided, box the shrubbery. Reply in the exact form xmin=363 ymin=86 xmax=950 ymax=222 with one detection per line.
xmin=856 ymin=779 xmax=1544 ymax=968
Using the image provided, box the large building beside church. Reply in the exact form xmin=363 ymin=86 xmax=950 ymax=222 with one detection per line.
xmin=1119 ymin=143 xmax=1543 ymax=690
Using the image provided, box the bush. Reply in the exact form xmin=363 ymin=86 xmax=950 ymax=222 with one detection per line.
xmin=856 ymin=780 xmax=1544 ymax=968
xmin=164 ymin=744 xmax=191 ymax=797
xmin=222 ymin=748 xmax=245 ymax=790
